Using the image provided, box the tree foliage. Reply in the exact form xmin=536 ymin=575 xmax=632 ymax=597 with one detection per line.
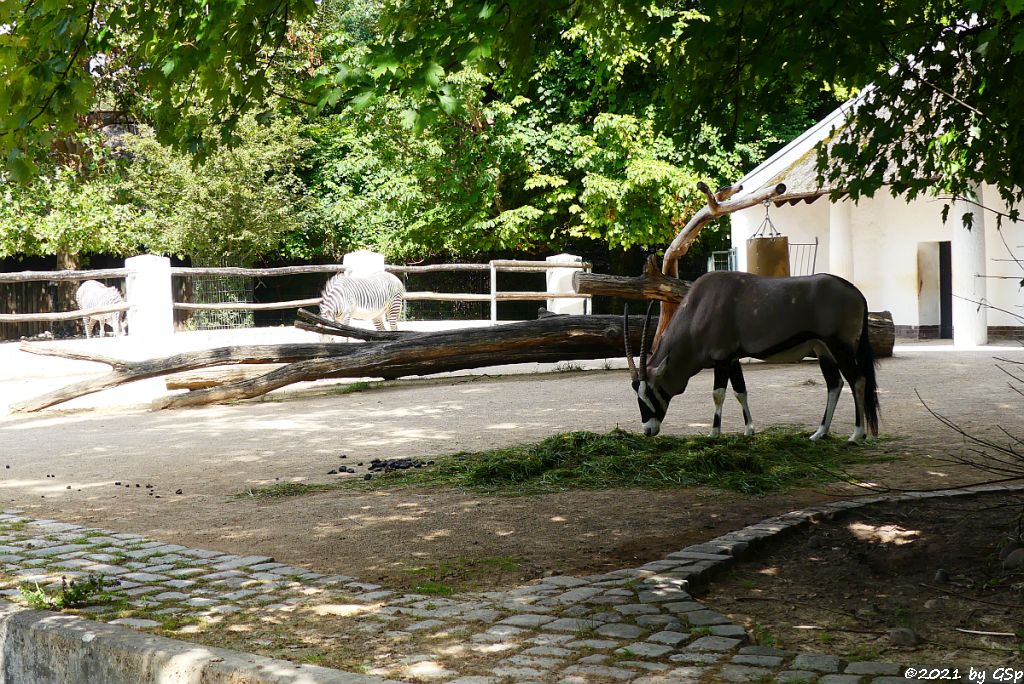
xmin=326 ymin=0 xmax=1024 ymax=208
xmin=0 ymin=159 xmax=142 ymax=259
xmin=0 ymin=0 xmax=316 ymax=179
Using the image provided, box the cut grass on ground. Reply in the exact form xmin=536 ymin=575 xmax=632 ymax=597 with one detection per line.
xmin=354 ymin=427 xmax=891 ymax=494
xmin=239 ymin=427 xmax=892 ymax=499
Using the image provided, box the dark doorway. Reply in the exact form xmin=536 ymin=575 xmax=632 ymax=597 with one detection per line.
xmin=939 ymin=241 xmax=952 ymax=339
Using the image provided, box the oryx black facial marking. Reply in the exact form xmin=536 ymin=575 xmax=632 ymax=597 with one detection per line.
xmin=624 ymin=272 xmax=880 ymax=442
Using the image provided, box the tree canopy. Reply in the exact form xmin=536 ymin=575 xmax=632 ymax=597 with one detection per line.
xmin=5 ymin=0 xmax=1017 ymax=263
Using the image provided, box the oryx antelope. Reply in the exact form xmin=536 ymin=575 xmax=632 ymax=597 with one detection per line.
xmin=625 ymin=271 xmax=879 ymax=442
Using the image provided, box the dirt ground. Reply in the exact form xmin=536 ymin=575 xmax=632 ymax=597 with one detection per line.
xmin=0 ymin=345 xmax=1022 ymax=590
xmin=705 ymin=493 xmax=1024 ymax=666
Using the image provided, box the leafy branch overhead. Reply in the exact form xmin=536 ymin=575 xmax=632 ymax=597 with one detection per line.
xmin=3 ymin=0 xmax=1021 ymax=262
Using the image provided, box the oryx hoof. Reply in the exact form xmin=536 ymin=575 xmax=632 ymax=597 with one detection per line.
xmin=744 ymin=427 xmax=755 ymax=437
xmin=809 ymin=429 xmax=827 ymax=441
xmin=709 ymin=429 xmax=721 ymax=438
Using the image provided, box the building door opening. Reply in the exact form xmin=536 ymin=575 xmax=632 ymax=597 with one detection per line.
xmin=939 ymin=241 xmax=952 ymax=339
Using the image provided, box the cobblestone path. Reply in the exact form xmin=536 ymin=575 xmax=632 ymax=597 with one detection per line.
xmin=1 ymin=483 xmax=1020 ymax=683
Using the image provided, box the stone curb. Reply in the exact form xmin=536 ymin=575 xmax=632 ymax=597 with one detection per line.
xmin=0 ymin=483 xmax=1019 ymax=683
xmin=639 ymin=482 xmax=1024 ymax=592
xmin=0 ymin=600 xmax=402 ymax=684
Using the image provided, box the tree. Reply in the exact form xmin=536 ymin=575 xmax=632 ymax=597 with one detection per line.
xmin=321 ymin=0 xmax=1024 ymax=210
xmin=0 ymin=162 xmax=144 ymax=261
xmin=119 ymin=114 xmax=313 ymax=265
xmin=0 ymin=0 xmax=317 ymax=179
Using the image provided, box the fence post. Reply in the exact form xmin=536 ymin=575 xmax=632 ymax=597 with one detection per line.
xmin=343 ymin=250 xmax=386 ymax=277
xmin=545 ymin=254 xmax=586 ymax=315
xmin=489 ymin=261 xmax=498 ymax=325
xmin=125 ymin=255 xmax=174 ymax=340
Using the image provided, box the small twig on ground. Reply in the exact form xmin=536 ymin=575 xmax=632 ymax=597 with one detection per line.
xmin=954 ymin=628 xmax=1018 ymax=637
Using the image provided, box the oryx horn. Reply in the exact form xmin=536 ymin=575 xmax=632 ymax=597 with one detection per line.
xmin=623 ymin=302 xmax=638 ymax=381
xmin=638 ymin=301 xmax=655 ymax=382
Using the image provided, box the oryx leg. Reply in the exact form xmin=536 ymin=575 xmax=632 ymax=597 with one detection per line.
xmin=710 ymin=363 xmax=729 ymax=437
xmin=832 ymin=344 xmax=867 ymax=443
xmin=729 ymin=361 xmax=755 ymax=436
xmin=810 ymin=356 xmax=844 ymax=441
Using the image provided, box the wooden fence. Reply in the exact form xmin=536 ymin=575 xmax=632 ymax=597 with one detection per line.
xmin=0 ymin=259 xmax=592 ymax=336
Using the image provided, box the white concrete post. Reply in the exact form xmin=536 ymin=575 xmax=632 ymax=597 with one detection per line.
xmin=342 ymin=250 xmax=386 ymax=276
xmin=950 ymin=187 xmax=988 ymax=346
xmin=828 ymin=199 xmax=854 ymax=281
xmin=731 ymin=212 xmax=754 ymax=272
xmin=545 ymin=253 xmax=586 ymax=315
xmin=125 ymin=254 xmax=174 ymax=340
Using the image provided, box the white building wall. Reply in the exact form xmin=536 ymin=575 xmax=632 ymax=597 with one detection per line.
xmin=980 ymin=186 xmax=1024 ymax=328
xmin=732 ymin=193 xmax=955 ymax=328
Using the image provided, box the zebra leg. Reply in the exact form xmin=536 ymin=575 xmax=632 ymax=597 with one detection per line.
xmin=372 ymin=316 xmax=386 ymax=332
xmin=729 ymin=361 xmax=755 ymax=436
xmin=387 ymin=296 xmax=402 ymax=331
xmin=832 ymin=344 xmax=867 ymax=442
xmin=710 ymin=363 xmax=729 ymax=437
xmin=82 ymin=317 xmax=91 ymax=339
xmin=810 ymin=356 xmax=844 ymax=441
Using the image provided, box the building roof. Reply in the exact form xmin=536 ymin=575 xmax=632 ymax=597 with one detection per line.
xmin=735 ymin=88 xmax=873 ymax=205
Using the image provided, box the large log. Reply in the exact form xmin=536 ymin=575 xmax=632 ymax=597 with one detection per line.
xmin=166 ymin=366 xmax=286 ymax=390
xmin=572 ymin=255 xmax=691 ymax=302
xmin=12 ymin=343 xmax=348 ymax=413
xmin=868 ymin=311 xmax=895 ymax=359
xmin=152 ymin=315 xmax=655 ymax=410
xmin=12 ymin=315 xmax=655 ymax=412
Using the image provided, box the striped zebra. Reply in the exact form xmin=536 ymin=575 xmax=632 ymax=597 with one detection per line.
xmin=75 ymin=280 xmax=127 ymax=338
xmin=319 ymin=271 xmax=405 ymax=332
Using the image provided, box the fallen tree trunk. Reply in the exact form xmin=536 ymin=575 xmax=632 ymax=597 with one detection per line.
xmin=165 ymin=366 xmax=286 ymax=391
xmin=13 ymin=315 xmax=653 ymax=412
xmin=153 ymin=315 xmax=653 ymax=410
xmin=12 ymin=343 xmax=347 ymax=413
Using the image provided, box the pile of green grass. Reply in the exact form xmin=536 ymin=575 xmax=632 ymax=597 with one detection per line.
xmin=352 ymin=427 xmax=890 ymax=495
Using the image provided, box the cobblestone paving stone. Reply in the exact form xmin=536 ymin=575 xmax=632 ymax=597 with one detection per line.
xmin=0 ymin=482 xmax=1020 ymax=683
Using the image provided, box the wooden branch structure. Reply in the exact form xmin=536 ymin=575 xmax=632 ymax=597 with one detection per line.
xmin=12 ymin=314 xmax=654 ymax=413
xmin=654 ymin=181 xmax=787 ymax=345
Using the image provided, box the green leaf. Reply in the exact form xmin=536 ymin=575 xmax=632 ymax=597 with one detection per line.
xmin=352 ymin=91 xmax=377 ymax=110
xmin=423 ymin=62 xmax=444 ymax=88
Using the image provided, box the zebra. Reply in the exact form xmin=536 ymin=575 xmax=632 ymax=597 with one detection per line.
xmin=75 ymin=280 xmax=127 ymax=338
xmin=319 ymin=271 xmax=405 ymax=332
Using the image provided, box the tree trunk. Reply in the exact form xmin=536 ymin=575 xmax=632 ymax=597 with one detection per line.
xmin=13 ymin=315 xmax=654 ymax=412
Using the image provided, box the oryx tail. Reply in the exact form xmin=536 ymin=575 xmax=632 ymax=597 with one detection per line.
xmin=857 ymin=308 xmax=879 ymax=436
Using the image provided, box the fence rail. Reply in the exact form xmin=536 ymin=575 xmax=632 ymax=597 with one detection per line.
xmin=4 ymin=258 xmax=592 ymax=332
xmin=0 ymin=303 xmax=130 ymax=323
xmin=0 ymin=269 xmax=129 ymax=283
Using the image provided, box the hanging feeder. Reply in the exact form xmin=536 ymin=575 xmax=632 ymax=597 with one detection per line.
xmin=746 ymin=200 xmax=790 ymax=277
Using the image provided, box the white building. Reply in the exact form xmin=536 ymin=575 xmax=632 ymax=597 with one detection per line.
xmin=728 ymin=101 xmax=1024 ymax=346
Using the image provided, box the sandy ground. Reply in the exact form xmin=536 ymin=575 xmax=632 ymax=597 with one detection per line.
xmin=1 ymin=331 xmax=1022 ymax=587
